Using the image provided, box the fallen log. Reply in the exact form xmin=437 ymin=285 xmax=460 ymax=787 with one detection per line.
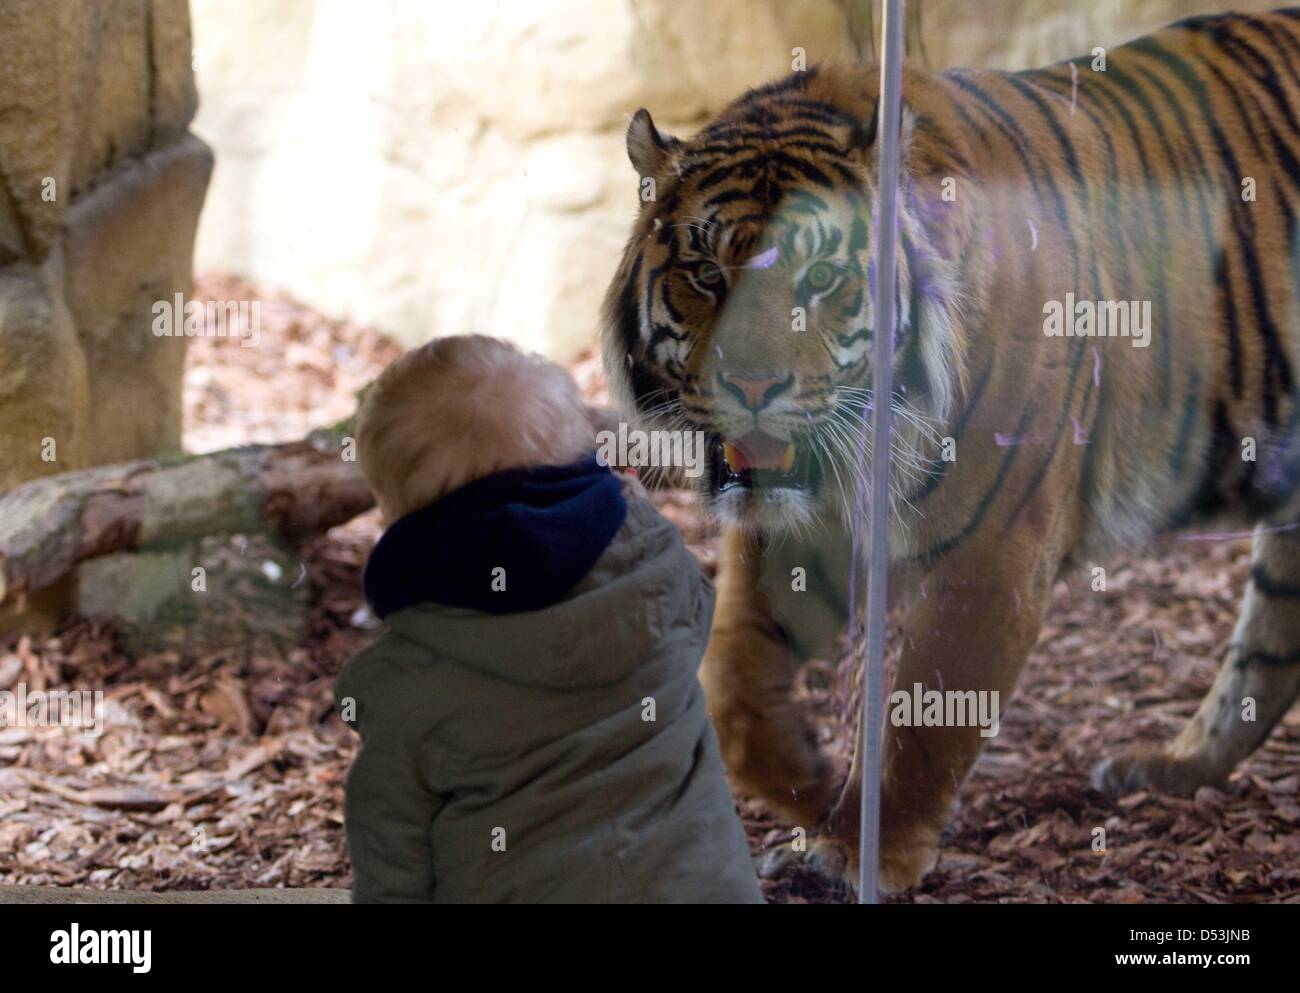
xmin=0 ymin=431 xmax=372 ymax=607
xmin=0 ymin=405 xmax=628 ymax=607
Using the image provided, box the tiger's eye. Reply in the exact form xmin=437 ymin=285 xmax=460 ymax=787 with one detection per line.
xmin=697 ymin=262 xmax=724 ymax=285
xmin=804 ymin=261 xmax=839 ymax=291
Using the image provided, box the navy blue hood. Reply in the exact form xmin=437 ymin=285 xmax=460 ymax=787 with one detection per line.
xmin=363 ymin=454 xmax=628 ymax=618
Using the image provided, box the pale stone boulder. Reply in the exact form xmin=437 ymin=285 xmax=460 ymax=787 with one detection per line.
xmin=0 ymin=0 xmax=210 ymax=628
xmin=149 ymin=0 xmax=201 ymax=142
xmin=0 ymin=0 xmax=209 ymax=493
xmin=0 ymin=260 xmax=89 ymax=489
xmin=0 ymin=0 xmax=76 ymax=261
xmin=0 ymin=0 xmax=199 ymax=262
xmin=0 ymin=192 xmax=25 ymax=267
xmin=62 ymin=0 xmax=153 ymax=198
xmin=62 ymin=136 xmax=213 ymax=464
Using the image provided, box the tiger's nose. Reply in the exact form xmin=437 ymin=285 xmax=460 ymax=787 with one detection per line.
xmin=718 ymin=371 xmax=793 ymax=411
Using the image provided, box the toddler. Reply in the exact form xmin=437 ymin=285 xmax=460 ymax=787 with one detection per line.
xmin=336 ymin=334 xmax=763 ymax=903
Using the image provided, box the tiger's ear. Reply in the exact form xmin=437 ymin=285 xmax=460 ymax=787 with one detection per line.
xmin=846 ymin=101 xmax=917 ymax=164
xmin=847 ymin=103 xmax=879 ymax=152
xmin=627 ymin=108 xmax=679 ymax=178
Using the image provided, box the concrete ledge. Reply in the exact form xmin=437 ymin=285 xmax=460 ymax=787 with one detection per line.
xmin=0 ymin=885 xmax=350 ymax=904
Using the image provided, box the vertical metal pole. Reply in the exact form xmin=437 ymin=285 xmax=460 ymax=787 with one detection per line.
xmin=859 ymin=0 xmax=905 ymax=905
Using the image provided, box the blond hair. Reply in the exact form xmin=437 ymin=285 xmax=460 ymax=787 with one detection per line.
xmin=355 ymin=335 xmax=593 ymax=522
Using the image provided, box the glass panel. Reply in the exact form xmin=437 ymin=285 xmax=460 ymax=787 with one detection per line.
xmin=1 ymin=0 xmax=1294 ymax=914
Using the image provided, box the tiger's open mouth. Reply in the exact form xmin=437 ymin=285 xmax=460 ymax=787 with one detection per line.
xmin=710 ymin=431 xmax=813 ymax=492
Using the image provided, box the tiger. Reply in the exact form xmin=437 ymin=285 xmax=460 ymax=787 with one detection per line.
xmin=599 ymin=8 xmax=1300 ymax=893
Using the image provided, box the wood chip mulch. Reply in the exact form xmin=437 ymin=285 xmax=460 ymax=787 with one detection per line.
xmin=1 ymin=273 xmax=1296 ymax=902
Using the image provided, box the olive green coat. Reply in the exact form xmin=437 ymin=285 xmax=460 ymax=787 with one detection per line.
xmin=336 ymin=497 xmax=763 ymax=903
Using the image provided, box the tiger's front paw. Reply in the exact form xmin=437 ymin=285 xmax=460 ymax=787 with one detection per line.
xmin=808 ymin=830 xmax=935 ymax=894
xmin=756 ymin=835 xmax=854 ymax=900
xmin=879 ymin=827 xmax=938 ymax=893
xmin=756 ymin=828 xmax=935 ymax=896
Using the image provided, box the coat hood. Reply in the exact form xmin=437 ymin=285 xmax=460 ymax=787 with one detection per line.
xmin=363 ymin=454 xmax=627 ymax=617
xmin=380 ymin=497 xmax=709 ymax=690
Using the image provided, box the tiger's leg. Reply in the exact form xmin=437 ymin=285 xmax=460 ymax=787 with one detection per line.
xmin=1095 ymin=526 xmax=1300 ymax=796
xmin=814 ymin=547 xmax=1056 ymax=892
xmin=700 ymin=526 xmax=836 ymax=827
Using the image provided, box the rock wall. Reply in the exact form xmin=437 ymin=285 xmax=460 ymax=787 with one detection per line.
xmin=190 ymin=0 xmax=1280 ymax=361
xmin=190 ymin=0 xmax=861 ymax=359
xmin=0 ymin=0 xmax=212 ymax=492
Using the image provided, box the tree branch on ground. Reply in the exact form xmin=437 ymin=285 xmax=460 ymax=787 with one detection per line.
xmin=0 ymin=405 xmax=625 ymax=607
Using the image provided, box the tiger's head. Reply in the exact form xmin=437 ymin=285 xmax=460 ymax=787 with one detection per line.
xmin=601 ymin=65 xmax=977 ymax=533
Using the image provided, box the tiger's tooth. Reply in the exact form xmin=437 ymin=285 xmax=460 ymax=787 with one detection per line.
xmin=781 ymin=443 xmax=796 ymax=472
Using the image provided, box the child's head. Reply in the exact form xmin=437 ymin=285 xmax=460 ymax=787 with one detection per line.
xmin=356 ymin=334 xmax=593 ymax=522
